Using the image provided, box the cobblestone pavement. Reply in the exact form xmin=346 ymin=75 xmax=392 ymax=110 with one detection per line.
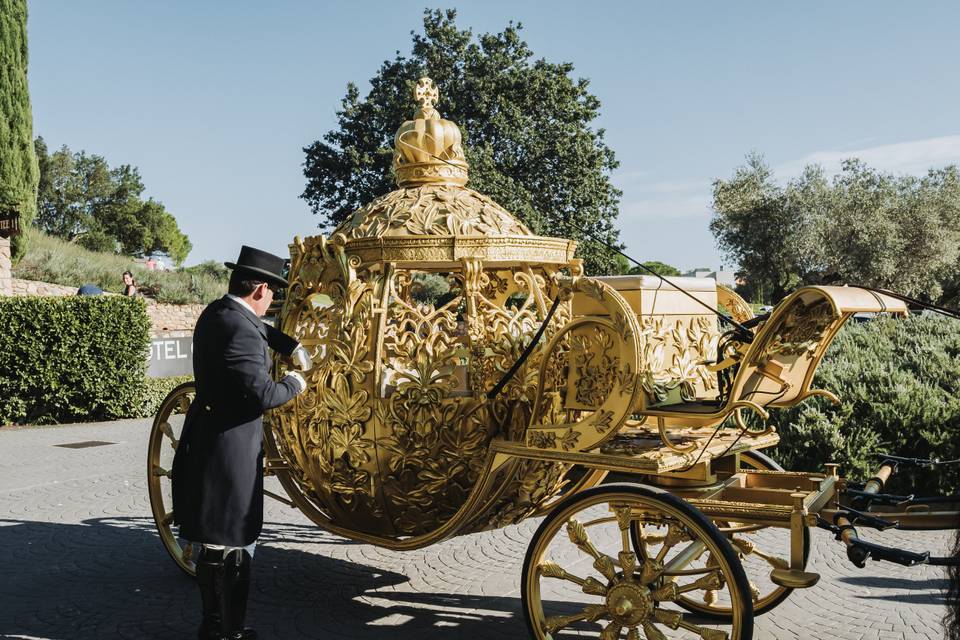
xmin=0 ymin=419 xmax=952 ymax=639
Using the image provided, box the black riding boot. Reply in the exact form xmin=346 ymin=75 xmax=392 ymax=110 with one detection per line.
xmin=220 ymin=548 xmax=257 ymax=640
xmin=196 ymin=546 xmax=224 ymax=640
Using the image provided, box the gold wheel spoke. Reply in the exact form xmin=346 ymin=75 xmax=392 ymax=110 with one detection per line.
xmin=640 ymin=525 xmax=692 ymax=584
xmin=539 ymin=561 xmax=607 ymax=596
xmin=158 ymin=422 xmax=179 ymax=449
xmin=731 ymin=535 xmax=788 ymax=570
xmin=177 ymin=394 xmax=192 ymax=413
xmin=653 ymin=609 xmax=682 ymax=629
xmin=544 ymin=603 xmax=607 ymax=634
xmin=613 ymin=505 xmax=638 ymax=576
xmin=674 ymin=571 xmax=723 ymax=596
xmin=678 ymin=618 xmax=729 ymax=640
xmin=626 ymin=627 xmax=640 ymax=640
xmin=642 ymin=621 xmax=667 ymax=640
xmin=749 ymin=580 xmax=761 ymax=602
xmin=654 ymin=524 xmax=686 ymax=565
xmin=152 ymin=465 xmax=171 ymax=478
xmin=181 ymin=543 xmax=194 ymax=562
xmin=600 ymin=621 xmax=622 ymax=640
xmin=566 ymin=518 xmax=617 ymax=582
xmin=161 ymin=511 xmax=174 ymax=526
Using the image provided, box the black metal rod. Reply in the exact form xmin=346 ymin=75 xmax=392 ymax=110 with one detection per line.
xmin=487 ymin=295 xmax=562 ymax=401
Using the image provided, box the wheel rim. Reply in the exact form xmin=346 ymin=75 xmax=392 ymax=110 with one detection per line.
xmin=524 ymin=484 xmax=751 ymax=639
xmin=670 ymin=451 xmax=809 ymax=619
xmin=147 ymin=382 xmax=199 ymax=577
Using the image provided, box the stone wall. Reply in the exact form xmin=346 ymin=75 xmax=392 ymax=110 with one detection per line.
xmin=0 ymin=238 xmax=11 ymax=296
xmin=10 ymin=278 xmax=78 ymax=297
xmin=146 ymin=303 xmax=204 ymax=334
xmin=5 ymin=275 xmax=204 ymax=334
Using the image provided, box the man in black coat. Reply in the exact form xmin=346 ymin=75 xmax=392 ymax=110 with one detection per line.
xmin=172 ymin=246 xmax=311 ymax=640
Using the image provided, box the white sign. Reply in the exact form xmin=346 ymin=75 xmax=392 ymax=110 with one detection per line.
xmin=147 ymin=336 xmax=194 ymax=377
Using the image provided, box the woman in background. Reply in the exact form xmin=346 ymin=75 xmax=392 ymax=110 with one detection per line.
xmin=122 ymin=270 xmax=137 ymax=296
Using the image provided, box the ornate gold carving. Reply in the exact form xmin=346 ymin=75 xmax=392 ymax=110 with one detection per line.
xmin=762 ymin=297 xmax=837 ymax=359
xmin=571 ymin=326 xmax=621 ymax=407
xmin=637 ymin=315 xmax=719 ymax=405
xmin=716 ymin=284 xmax=754 ymax=325
xmin=335 ymin=186 xmax=531 ymax=240
xmin=273 ymin=234 xmax=576 ymax=535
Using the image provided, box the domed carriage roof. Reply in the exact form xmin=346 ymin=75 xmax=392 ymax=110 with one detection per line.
xmin=327 ymin=77 xmax=576 ymax=266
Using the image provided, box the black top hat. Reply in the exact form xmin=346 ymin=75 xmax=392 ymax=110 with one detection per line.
xmin=224 ymin=245 xmax=289 ymax=289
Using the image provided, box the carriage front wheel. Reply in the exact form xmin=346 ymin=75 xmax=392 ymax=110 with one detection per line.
xmin=147 ymin=381 xmax=200 ymax=577
xmin=522 ymin=482 xmax=753 ymax=640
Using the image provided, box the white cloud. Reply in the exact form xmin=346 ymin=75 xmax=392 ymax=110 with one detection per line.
xmin=612 ymin=134 xmax=960 ymax=228
xmin=774 ymin=134 xmax=960 ymax=179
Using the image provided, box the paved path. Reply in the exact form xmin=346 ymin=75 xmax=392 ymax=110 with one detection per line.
xmin=0 ymin=419 xmax=952 ymax=639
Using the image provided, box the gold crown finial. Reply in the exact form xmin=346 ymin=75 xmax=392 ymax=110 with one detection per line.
xmin=413 ymin=77 xmax=439 ymax=116
xmin=393 ymin=77 xmax=468 ymax=187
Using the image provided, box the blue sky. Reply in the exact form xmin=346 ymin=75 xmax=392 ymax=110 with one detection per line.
xmin=27 ymin=1 xmax=960 ymax=270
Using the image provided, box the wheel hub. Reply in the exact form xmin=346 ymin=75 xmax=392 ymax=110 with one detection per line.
xmin=605 ymin=582 xmax=653 ymax=626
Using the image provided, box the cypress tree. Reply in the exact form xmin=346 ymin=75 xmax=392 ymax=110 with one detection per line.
xmin=0 ymin=0 xmax=39 ymax=261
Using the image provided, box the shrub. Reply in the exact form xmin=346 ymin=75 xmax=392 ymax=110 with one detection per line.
xmin=135 ymin=375 xmax=193 ymax=418
xmin=771 ymin=314 xmax=960 ymax=495
xmin=0 ymin=296 xmax=150 ymax=425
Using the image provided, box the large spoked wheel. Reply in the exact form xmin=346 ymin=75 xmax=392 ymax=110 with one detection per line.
xmin=147 ymin=381 xmax=199 ymax=577
xmin=659 ymin=450 xmax=811 ymax=620
xmin=523 ymin=482 xmax=753 ymax=640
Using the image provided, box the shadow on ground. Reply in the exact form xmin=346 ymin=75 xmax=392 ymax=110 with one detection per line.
xmin=837 ymin=575 xmax=950 ymax=604
xmin=0 ymin=517 xmax=540 ymax=639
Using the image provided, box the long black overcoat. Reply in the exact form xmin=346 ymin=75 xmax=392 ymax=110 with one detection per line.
xmin=171 ymin=296 xmax=299 ymax=546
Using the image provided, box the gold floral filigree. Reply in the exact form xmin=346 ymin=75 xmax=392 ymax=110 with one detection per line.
xmin=334 ymin=185 xmax=531 ymax=241
xmin=637 ymin=315 xmax=720 ymax=405
xmin=763 ymin=298 xmax=836 ymax=358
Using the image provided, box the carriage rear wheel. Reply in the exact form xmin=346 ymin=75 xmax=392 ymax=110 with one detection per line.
xmin=147 ymin=381 xmax=199 ymax=577
xmin=523 ymin=482 xmax=753 ymax=640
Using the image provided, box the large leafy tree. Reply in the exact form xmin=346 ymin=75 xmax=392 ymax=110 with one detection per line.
xmin=34 ymin=139 xmax=192 ymax=264
xmin=302 ymin=9 xmax=623 ymax=274
xmin=0 ymin=0 xmax=39 ymax=262
xmin=711 ymin=154 xmax=960 ymax=304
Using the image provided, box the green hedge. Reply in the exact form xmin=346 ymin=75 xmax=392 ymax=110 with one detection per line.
xmin=0 ymin=296 xmax=151 ymax=425
xmin=135 ymin=375 xmax=193 ymax=418
xmin=772 ymin=314 xmax=960 ymax=495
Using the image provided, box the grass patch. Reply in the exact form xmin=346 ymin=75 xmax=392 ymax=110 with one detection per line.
xmin=12 ymin=228 xmax=226 ymax=304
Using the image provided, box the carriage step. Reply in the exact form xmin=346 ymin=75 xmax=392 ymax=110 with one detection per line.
xmin=770 ymin=568 xmax=820 ymax=589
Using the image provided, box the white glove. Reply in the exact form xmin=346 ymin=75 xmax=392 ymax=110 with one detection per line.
xmin=291 ymin=344 xmax=314 ymax=371
xmin=284 ymin=371 xmax=307 ymax=394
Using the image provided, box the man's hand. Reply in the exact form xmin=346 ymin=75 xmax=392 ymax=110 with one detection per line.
xmin=291 ymin=344 xmax=314 ymax=371
xmin=283 ymin=371 xmax=307 ymax=394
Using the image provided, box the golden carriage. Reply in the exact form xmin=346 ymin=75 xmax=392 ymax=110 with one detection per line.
xmin=148 ymin=78 xmax=958 ymax=640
